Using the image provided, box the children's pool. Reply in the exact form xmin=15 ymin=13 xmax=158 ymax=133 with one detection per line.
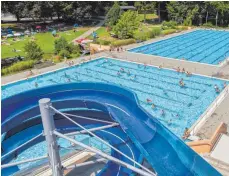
xmin=2 ymin=58 xmax=227 ymax=137
xmin=129 ymin=29 xmax=229 ymax=65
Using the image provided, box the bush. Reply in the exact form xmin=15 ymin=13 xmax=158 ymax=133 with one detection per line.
xmin=24 ymin=41 xmax=43 ymax=60
xmin=54 ymin=37 xmax=69 ymax=54
xmin=152 ymin=27 xmax=161 ymax=36
xmin=111 ymin=39 xmax=136 ymax=47
xmin=2 ymin=60 xmax=35 ymax=76
xmin=177 ymin=26 xmax=189 ymax=30
xmin=202 ymin=22 xmax=214 ymax=28
xmin=162 ymin=21 xmax=178 ymax=30
xmin=161 ymin=29 xmax=177 ymax=35
xmin=134 ymin=32 xmax=148 ymax=41
xmin=94 ymin=39 xmax=111 ymax=45
xmin=59 ymin=49 xmax=70 ymax=59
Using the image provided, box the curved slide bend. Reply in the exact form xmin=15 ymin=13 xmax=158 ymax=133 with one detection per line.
xmin=2 ymin=82 xmax=220 ymax=176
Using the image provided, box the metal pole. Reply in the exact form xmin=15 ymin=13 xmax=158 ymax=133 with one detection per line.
xmin=54 ymin=131 xmax=155 ymax=176
xmin=66 ymin=123 xmax=119 ymax=136
xmin=1 ymin=156 xmax=48 ymax=169
xmin=39 ymin=98 xmax=63 ymax=176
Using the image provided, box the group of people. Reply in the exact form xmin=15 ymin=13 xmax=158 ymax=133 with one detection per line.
xmin=109 ymin=46 xmax=125 ymax=52
xmin=176 ymin=67 xmax=192 ymax=76
xmin=66 ymin=60 xmax=74 ymax=66
xmin=146 ymin=98 xmax=165 ymax=116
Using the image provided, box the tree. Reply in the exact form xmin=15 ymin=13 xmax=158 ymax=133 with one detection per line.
xmin=1 ymin=1 xmax=26 ymax=22
xmin=113 ymin=11 xmax=141 ymax=39
xmin=134 ymin=1 xmax=156 ymax=23
xmin=105 ymin=2 xmax=121 ymax=27
xmin=54 ymin=37 xmax=69 ymax=54
xmin=24 ymin=41 xmax=43 ymax=60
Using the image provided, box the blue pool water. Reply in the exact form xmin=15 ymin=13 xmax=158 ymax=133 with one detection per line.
xmin=2 ymin=58 xmax=227 ymax=138
xmin=129 ymin=29 xmax=229 ymax=65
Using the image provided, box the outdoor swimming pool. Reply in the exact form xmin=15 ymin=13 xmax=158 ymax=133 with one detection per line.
xmin=129 ymin=29 xmax=229 ymax=65
xmin=2 ymin=58 xmax=227 ymax=138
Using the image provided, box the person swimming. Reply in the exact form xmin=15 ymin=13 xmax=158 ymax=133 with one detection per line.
xmin=182 ymin=127 xmax=190 ymax=139
xmin=176 ymin=67 xmax=180 ymax=73
xmin=182 ymin=68 xmax=185 ymax=73
xmin=179 ymin=78 xmax=185 ymax=87
xmin=146 ymin=98 xmax=152 ymax=104
xmin=67 ymin=78 xmax=71 ymax=82
xmin=120 ymin=68 xmax=124 ymax=73
xmin=35 ymin=82 xmax=38 ymax=88
xmin=214 ymin=84 xmax=220 ymax=93
xmin=161 ymin=110 xmax=165 ymax=116
xmin=151 ymin=103 xmax=155 ymax=109
xmin=117 ymin=71 xmax=121 ymax=76
xmin=127 ymin=70 xmax=130 ymax=76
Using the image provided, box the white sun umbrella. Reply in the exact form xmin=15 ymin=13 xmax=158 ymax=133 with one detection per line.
xmin=14 ymin=33 xmax=21 ymax=37
xmin=81 ymin=39 xmax=93 ymax=44
xmin=6 ymin=34 xmax=14 ymax=37
xmin=24 ymin=30 xmax=30 ymax=34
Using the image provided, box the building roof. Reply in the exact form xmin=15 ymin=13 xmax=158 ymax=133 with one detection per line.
xmin=120 ymin=6 xmax=136 ymax=10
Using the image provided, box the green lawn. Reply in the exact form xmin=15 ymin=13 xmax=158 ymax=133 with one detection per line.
xmin=1 ymin=27 xmax=89 ymax=59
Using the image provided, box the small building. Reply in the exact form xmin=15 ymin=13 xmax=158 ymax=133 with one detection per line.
xmin=120 ymin=6 xmax=136 ymax=12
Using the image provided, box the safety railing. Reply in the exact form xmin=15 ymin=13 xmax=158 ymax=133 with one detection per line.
xmin=190 ymin=85 xmax=229 ymax=136
xmin=1 ymin=98 xmax=157 ymax=176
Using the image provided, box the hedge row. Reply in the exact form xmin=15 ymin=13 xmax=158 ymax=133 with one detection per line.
xmin=111 ymin=39 xmax=136 ymax=47
xmin=2 ymin=60 xmax=35 ymax=76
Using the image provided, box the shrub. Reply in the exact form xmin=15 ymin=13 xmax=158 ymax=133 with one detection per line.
xmin=24 ymin=41 xmax=43 ymax=60
xmin=177 ymin=26 xmax=189 ymax=30
xmin=161 ymin=29 xmax=177 ymax=35
xmin=151 ymin=27 xmax=161 ymax=36
xmin=94 ymin=39 xmax=111 ymax=45
xmin=134 ymin=32 xmax=148 ymax=41
xmin=162 ymin=21 xmax=178 ymax=30
xmin=59 ymin=49 xmax=70 ymax=59
xmin=202 ymin=22 xmax=214 ymax=28
xmin=2 ymin=60 xmax=35 ymax=76
xmin=111 ymin=39 xmax=136 ymax=47
xmin=54 ymin=37 xmax=69 ymax=54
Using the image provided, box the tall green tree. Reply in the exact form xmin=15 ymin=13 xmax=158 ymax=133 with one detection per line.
xmin=113 ymin=10 xmax=141 ymax=39
xmin=24 ymin=41 xmax=43 ymax=60
xmin=105 ymin=2 xmax=121 ymax=27
xmin=1 ymin=1 xmax=26 ymax=22
xmin=134 ymin=1 xmax=156 ymax=22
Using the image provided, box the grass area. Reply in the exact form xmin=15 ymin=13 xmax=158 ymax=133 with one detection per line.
xmin=1 ymin=27 xmax=89 ymax=59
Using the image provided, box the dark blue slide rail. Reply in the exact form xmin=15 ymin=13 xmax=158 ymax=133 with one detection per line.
xmin=2 ymin=82 xmax=221 ymax=176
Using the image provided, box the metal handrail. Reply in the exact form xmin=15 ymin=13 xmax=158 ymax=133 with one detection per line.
xmin=1 ymin=155 xmax=48 ymax=169
xmin=50 ymin=106 xmax=156 ymax=176
xmin=1 ymin=133 xmax=43 ymax=159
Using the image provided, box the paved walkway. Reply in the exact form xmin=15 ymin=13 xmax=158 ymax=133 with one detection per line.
xmin=72 ymin=20 xmax=105 ymax=42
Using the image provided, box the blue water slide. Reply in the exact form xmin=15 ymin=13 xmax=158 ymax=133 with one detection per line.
xmin=1 ymin=82 xmax=221 ymax=176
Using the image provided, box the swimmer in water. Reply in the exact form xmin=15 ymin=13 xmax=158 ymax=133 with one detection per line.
xmin=159 ymin=65 xmax=162 ymax=69
xmin=35 ymin=82 xmax=38 ymax=88
xmin=214 ymin=84 xmax=220 ymax=93
xmin=179 ymin=78 xmax=185 ymax=87
xmin=120 ymin=68 xmax=124 ymax=73
xmin=151 ymin=103 xmax=155 ymax=109
xmin=127 ymin=70 xmax=130 ymax=76
xmin=176 ymin=67 xmax=180 ymax=73
xmin=146 ymin=98 xmax=152 ymax=104
xmin=182 ymin=127 xmax=190 ymax=139
xmin=182 ymin=68 xmax=185 ymax=73
xmin=117 ymin=71 xmax=121 ymax=76
xmin=161 ymin=110 xmax=165 ymax=116
xmin=67 ymin=78 xmax=71 ymax=82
